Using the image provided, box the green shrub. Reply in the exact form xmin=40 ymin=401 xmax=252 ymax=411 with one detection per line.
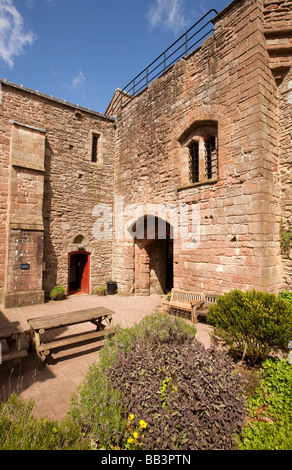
xmin=49 ymin=285 xmax=66 ymax=301
xmin=278 ymin=290 xmax=292 ymax=305
xmin=207 ymin=289 xmax=292 ymax=364
xmin=239 ymin=358 xmax=292 ymax=450
xmin=69 ymin=366 xmax=126 ymax=449
xmin=94 ymin=286 xmax=107 ymax=295
xmin=166 ymin=291 xmax=172 ymax=301
xmin=0 ymin=394 xmax=89 ymax=450
xmin=107 ymin=340 xmax=247 ymax=450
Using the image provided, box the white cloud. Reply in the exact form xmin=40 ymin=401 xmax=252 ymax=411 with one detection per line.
xmin=147 ymin=0 xmax=188 ymax=35
xmin=0 ymin=0 xmax=36 ymax=68
xmin=64 ymin=70 xmax=86 ymax=91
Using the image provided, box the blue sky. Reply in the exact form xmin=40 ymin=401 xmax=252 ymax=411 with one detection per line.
xmin=0 ymin=0 xmax=231 ymax=114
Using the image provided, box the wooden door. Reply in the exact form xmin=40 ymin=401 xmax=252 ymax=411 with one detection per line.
xmin=68 ymin=252 xmax=90 ymax=295
xmin=79 ymin=253 xmax=90 ymax=293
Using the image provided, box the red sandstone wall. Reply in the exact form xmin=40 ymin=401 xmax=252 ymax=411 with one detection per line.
xmin=0 ymin=85 xmax=10 ymax=303
xmin=0 ymin=83 xmax=116 ymax=304
xmin=113 ymin=0 xmax=283 ymax=295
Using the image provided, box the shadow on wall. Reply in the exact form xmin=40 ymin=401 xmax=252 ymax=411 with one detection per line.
xmin=42 ymin=140 xmax=58 ymax=298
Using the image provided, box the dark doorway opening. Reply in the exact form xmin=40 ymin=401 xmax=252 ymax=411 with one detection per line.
xmin=68 ymin=252 xmax=90 ymax=295
xmin=166 ymin=236 xmax=174 ymax=293
xmin=133 ymin=216 xmax=174 ymax=295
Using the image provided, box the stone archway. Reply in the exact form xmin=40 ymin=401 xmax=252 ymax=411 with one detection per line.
xmin=133 ymin=216 xmax=173 ymax=295
xmin=68 ymin=251 xmax=90 ymax=295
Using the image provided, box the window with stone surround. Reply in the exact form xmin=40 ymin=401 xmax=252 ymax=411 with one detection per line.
xmin=180 ymin=121 xmax=218 ymax=187
xmin=91 ymin=133 xmax=100 ymax=163
xmin=205 ymin=135 xmax=217 ymax=180
xmin=189 ymin=141 xmax=199 ymax=183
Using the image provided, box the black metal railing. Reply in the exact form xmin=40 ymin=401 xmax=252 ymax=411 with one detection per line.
xmin=107 ymin=9 xmax=218 ymax=115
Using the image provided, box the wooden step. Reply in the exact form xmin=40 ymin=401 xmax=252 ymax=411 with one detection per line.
xmin=36 ymin=328 xmax=114 ymax=354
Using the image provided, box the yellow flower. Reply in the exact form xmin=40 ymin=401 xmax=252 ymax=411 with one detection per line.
xmin=128 ymin=414 xmax=134 ymax=422
xmin=139 ymin=420 xmax=147 ymax=429
xmin=127 ymin=438 xmax=134 ymax=444
xmin=133 ymin=431 xmax=139 ymax=439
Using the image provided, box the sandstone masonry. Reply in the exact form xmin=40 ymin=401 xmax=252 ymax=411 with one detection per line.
xmin=0 ymin=0 xmax=292 ymax=307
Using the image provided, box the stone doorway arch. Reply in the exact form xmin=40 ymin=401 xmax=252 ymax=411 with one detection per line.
xmin=132 ymin=216 xmax=174 ymax=295
xmin=68 ymin=251 xmax=90 ymax=295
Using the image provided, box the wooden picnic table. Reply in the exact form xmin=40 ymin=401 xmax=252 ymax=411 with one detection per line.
xmin=27 ymin=306 xmax=115 ymax=369
xmin=0 ymin=321 xmax=27 ymax=374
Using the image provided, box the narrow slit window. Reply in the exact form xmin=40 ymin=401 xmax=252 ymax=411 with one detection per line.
xmin=91 ymin=134 xmax=99 ymax=163
xmin=205 ymin=136 xmax=217 ymax=180
xmin=189 ymin=141 xmax=199 ymax=183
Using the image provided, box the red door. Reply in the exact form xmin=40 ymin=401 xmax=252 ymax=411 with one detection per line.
xmin=79 ymin=254 xmax=90 ymax=293
xmin=68 ymin=252 xmax=90 ymax=294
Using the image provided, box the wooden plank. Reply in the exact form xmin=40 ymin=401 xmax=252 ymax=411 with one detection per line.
xmin=36 ymin=328 xmax=114 ymax=353
xmin=168 ymin=301 xmax=192 ymax=310
xmin=28 ymin=307 xmax=114 ymax=331
xmin=0 ymin=321 xmax=24 ymax=339
xmin=2 ymin=349 xmax=27 ymax=362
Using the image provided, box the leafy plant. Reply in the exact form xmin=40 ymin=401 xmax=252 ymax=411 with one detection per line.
xmin=49 ymin=285 xmax=66 ymax=301
xmin=207 ymin=289 xmax=292 ymax=364
xmin=107 ymin=340 xmax=247 ymax=450
xmin=239 ymin=358 xmax=292 ymax=450
xmin=278 ymin=290 xmax=292 ymax=305
xmin=166 ymin=291 xmax=172 ymax=301
xmin=99 ymin=311 xmax=196 ymax=370
xmin=94 ymin=286 xmax=107 ymax=296
xmin=70 ymin=312 xmax=196 ymax=449
xmin=0 ymin=394 xmax=89 ymax=450
xmin=69 ymin=365 xmax=126 ymax=449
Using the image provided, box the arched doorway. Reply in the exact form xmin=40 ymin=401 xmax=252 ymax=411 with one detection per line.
xmin=68 ymin=251 xmax=90 ymax=295
xmin=132 ymin=216 xmax=174 ymax=295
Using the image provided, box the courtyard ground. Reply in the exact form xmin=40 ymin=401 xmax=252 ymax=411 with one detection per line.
xmin=0 ymin=294 xmax=212 ymax=421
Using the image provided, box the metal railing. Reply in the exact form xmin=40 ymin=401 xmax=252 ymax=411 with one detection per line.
xmin=107 ymin=9 xmax=218 ymax=115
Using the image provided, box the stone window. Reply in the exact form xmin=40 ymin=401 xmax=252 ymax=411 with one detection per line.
xmin=91 ymin=134 xmax=100 ymax=163
xmin=180 ymin=121 xmax=218 ymax=187
xmin=205 ymin=135 xmax=217 ymax=180
xmin=188 ymin=134 xmax=217 ymax=184
xmin=189 ymin=141 xmax=199 ymax=183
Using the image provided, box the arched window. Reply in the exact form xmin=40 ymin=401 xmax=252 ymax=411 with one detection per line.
xmin=180 ymin=121 xmax=218 ymax=185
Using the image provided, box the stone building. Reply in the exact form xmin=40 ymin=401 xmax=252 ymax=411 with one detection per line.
xmin=0 ymin=0 xmax=292 ymax=308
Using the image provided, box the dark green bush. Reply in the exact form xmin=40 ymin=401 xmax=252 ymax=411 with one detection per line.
xmin=207 ymin=289 xmax=292 ymax=364
xmin=107 ymin=340 xmax=247 ymax=450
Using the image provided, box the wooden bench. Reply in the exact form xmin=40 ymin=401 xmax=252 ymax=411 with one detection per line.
xmin=0 ymin=321 xmax=27 ymax=375
xmin=27 ymin=307 xmax=115 ymax=369
xmin=195 ymin=294 xmax=219 ymax=320
xmin=161 ymin=289 xmax=204 ymax=323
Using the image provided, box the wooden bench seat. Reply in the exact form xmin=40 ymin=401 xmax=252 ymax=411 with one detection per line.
xmin=0 ymin=321 xmax=27 ymax=375
xmin=195 ymin=294 xmax=219 ymax=320
xmin=1 ymin=349 xmax=27 ymax=362
xmin=161 ymin=289 xmax=204 ymax=323
xmin=36 ymin=328 xmax=114 ymax=355
xmin=28 ymin=306 xmax=115 ymax=369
